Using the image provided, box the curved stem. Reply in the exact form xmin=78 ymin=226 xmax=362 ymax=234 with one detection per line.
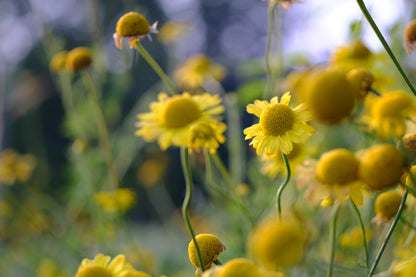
xmin=180 ymin=147 xmax=205 ymax=272
xmin=327 ymin=203 xmax=341 ymax=277
xmin=367 ymin=188 xmax=408 ymax=277
xmin=276 ymin=151 xmax=291 ymax=221
xmin=134 ymin=42 xmax=177 ymax=95
xmin=349 ymin=198 xmax=369 ymax=273
xmin=356 ymin=0 xmax=416 ymax=96
xmin=81 ymin=71 xmax=119 ymax=190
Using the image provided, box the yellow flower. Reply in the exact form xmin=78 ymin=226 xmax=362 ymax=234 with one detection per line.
xmin=49 ymin=51 xmax=68 ymax=73
xmin=37 ymin=258 xmax=63 ymax=277
xmin=296 ymin=149 xmax=366 ymax=206
xmin=359 ymin=144 xmax=405 ymax=191
xmin=202 ymin=258 xmax=283 ymax=277
xmin=75 ymin=254 xmax=130 ymax=277
xmin=339 ymin=226 xmax=372 ymax=248
xmin=302 ymin=68 xmax=356 ymax=124
xmin=403 ymin=133 xmax=416 ymax=153
xmin=0 ymin=149 xmax=36 ymax=185
xmin=158 ymin=21 xmax=191 ymax=44
xmin=330 ymin=40 xmax=374 ymax=70
xmin=66 ymin=47 xmax=93 ymax=72
xmin=406 ymin=165 xmax=416 ymax=193
xmin=346 ymin=68 xmax=375 ymax=100
xmin=94 ymin=188 xmax=136 ymax=213
xmin=374 ymin=190 xmax=403 ymax=225
xmin=113 ymin=11 xmax=158 ymax=49
xmin=188 ymin=234 xmax=225 ymax=276
xmin=189 ymin=121 xmax=227 ymax=154
xmin=135 ymin=92 xmax=226 ymax=151
xmin=404 ymin=19 xmax=416 ymax=55
xmin=244 ymin=92 xmax=314 ymax=155
xmin=368 ymin=91 xmax=416 ymax=140
xmin=393 ymin=255 xmax=416 ymax=277
xmin=174 ymin=55 xmax=226 ymax=90
xmin=248 ymin=218 xmax=306 ymax=270
xmin=137 ymin=156 xmax=168 ymax=187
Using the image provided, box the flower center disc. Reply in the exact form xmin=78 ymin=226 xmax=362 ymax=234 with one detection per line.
xmin=260 ymin=104 xmax=295 ymax=136
xmin=162 ymin=97 xmax=201 ymax=129
xmin=75 ymin=265 xmax=113 ymax=277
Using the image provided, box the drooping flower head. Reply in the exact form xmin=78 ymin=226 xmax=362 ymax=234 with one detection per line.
xmin=135 ymin=92 xmax=226 ymax=152
xmin=66 ymin=47 xmax=92 ymax=72
xmin=330 ymin=40 xmax=374 ymax=70
xmin=113 ymin=12 xmax=158 ymax=49
xmin=49 ymin=51 xmax=68 ymax=73
xmin=188 ymin=234 xmax=226 ymax=276
xmin=404 ymin=19 xmax=416 ymax=55
xmin=202 ymin=258 xmax=283 ymax=277
xmin=75 ymin=254 xmax=130 ymax=277
xmin=346 ymin=68 xmax=375 ymax=100
xmin=244 ymin=92 xmax=315 ymax=156
xmin=373 ymin=190 xmax=403 ymax=225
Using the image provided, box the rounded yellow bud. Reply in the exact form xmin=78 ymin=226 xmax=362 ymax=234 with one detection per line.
xmin=375 ymin=190 xmax=403 ymax=221
xmin=116 ymin=12 xmax=150 ymax=38
xmin=66 ymin=47 xmax=92 ymax=72
xmin=346 ymin=68 xmax=374 ymax=100
xmin=316 ymin=149 xmax=359 ymax=186
xmin=49 ymin=51 xmax=68 ymax=72
xmin=188 ymin=234 xmax=225 ymax=275
xmin=217 ymin=258 xmax=261 ymax=277
xmin=359 ymin=144 xmax=405 ymax=191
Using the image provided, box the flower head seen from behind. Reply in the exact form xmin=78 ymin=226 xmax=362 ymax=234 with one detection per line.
xmin=244 ymin=91 xmax=314 ymax=156
xmin=188 ymin=234 xmax=225 ymax=276
xmin=113 ymin=11 xmax=158 ymax=49
xmin=66 ymin=47 xmax=93 ymax=72
xmin=75 ymin=254 xmax=130 ymax=277
xmin=373 ymin=190 xmax=403 ymax=226
xmin=404 ymin=19 xmax=416 ymax=55
xmin=135 ymin=92 xmax=226 ymax=152
xmin=49 ymin=51 xmax=68 ymax=73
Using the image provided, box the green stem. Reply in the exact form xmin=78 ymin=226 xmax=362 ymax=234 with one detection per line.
xmin=180 ymin=147 xmax=205 ymax=272
xmin=81 ymin=71 xmax=119 ymax=190
xmin=214 ymin=260 xmax=222 ymax=266
xmin=276 ymin=151 xmax=291 ymax=221
xmin=349 ymin=198 xmax=369 ymax=273
xmin=58 ymin=73 xmax=74 ymax=114
xmin=134 ymin=42 xmax=177 ymax=95
xmin=368 ymin=87 xmax=381 ymax=97
xmin=356 ymin=0 xmax=416 ymax=96
xmin=367 ymin=188 xmax=408 ymax=277
xmin=327 ymin=203 xmax=341 ymax=277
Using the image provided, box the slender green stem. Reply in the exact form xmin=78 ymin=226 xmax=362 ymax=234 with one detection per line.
xmin=276 ymin=151 xmax=291 ymax=221
xmin=367 ymin=188 xmax=408 ymax=277
xmin=81 ymin=71 xmax=119 ymax=190
xmin=58 ymin=73 xmax=74 ymax=114
xmin=349 ymin=198 xmax=369 ymax=273
xmin=368 ymin=87 xmax=381 ymax=97
xmin=134 ymin=42 xmax=177 ymax=95
xmin=356 ymin=0 xmax=416 ymax=96
xmin=180 ymin=147 xmax=205 ymax=272
xmin=327 ymin=203 xmax=341 ymax=277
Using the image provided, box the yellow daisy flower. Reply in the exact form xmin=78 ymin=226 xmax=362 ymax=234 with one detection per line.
xmin=296 ymin=149 xmax=366 ymax=206
xmin=135 ymin=92 xmax=226 ymax=152
xmin=75 ymin=254 xmax=130 ymax=277
xmin=243 ymin=92 xmax=315 ymax=155
xmin=330 ymin=40 xmax=374 ymax=70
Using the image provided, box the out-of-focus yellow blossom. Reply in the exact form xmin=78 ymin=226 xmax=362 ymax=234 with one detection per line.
xmin=235 ymin=183 xmax=250 ymax=197
xmin=137 ymin=157 xmax=168 ymax=187
xmin=75 ymin=254 xmax=130 ymax=277
xmin=393 ymin=255 xmax=416 ymax=277
xmin=158 ymin=21 xmax=192 ymax=44
xmin=373 ymin=190 xmax=403 ymax=225
xmin=403 ymin=133 xmax=416 ymax=153
xmin=367 ymin=91 xmax=416 ymax=141
xmin=174 ymin=55 xmax=226 ymax=90
xmin=346 ymin=68 xmax=375 ymax=100
xmin=302 ymin=68 xmax=356 ymax=124
xmin=189 ymin=121 xmax=227 ymax=154
xmin=404 ymin=19 xmax=416 ymax=55
xmin=330 ymin=40 xmax=374 ymax=70
xmin=49 ymin=51 xmax=68 ymax=73
xmin=135 ymin=92 xmax=226 ymax=152
xmin=297 ymin=149 xmax=366 ymax=206
xmin=113 ymin=11 xmax=158 ymax=49
xmin=37 ymin=258 xmax=67 ymax=277
xmin=359 ymin=144 xmax=405 ymax=191
xmin=188 ymin=234 xmax=225 ymax=276
xmin=0 ymin=149 xmax=36 ymax=185
xmin=339 ymin=226 xmax=372 ymax=248
xmin=94 ymin=188 xmax=136 ymax=213
xmin=202 ymin=258 xmax=283 ymax=277
xmin=248 ymin=217 xmax=306 ymax=270
xmin=406 ymin=165 xmax=416 ymax=194
xmin=65 ymin=47 xmax=92 ymax=72
xmin=72 ymin=138 xmax=88 ymax=154
xmin=262 ymin=0 xmax=301 ymax=10
xmin=244 ymin=92 xmax=315 ymax=155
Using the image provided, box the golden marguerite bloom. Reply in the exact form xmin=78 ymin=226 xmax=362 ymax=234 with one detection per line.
xmin=135 ymin=92 xmax=226 ymax=152
xmin=262 ymin=0 xmax=301 ymax=10
xmin=202 ymin=258 xmax=283 ymax=277
xmin=94 ymin=188 xmax=136 ymax=213
xmin=330 ymin=40 xmax=374 ymax=70
xmin=158 ymin=21 xmax=191 ymax=44
xmin=0 ymin=149 xmax=36 ymax=185
xmin=244 ymin=92 xmax=315 ymax=155
xmin=248 ymin=218 xmax=306 ymax=270
xmin=346 ymin=68 xmax=375 ymax=100
xmin=49 ymin=51 xmax=68 ymax=72
xmin=374 ymin=190 xmax=403 ymax=225
xmin=174 ymin=55 xmax=226 ymax=90
xmin=66 ymin=47 xmax=92 ymax=72
xmin=75 ymin=254 xmax=130 ymax=277
xmin=404 ymin=19 xmax=416 ymax=55
xmin=296 ymin=149 xmax=366 ymax=206
xmin=339 ymin=226 xmax=372 ymax=249
xmin=368 ymin=91 xmax=416 ymax=141
xmin=188 ymin=234 xmax=225 ymax=276
xmin=359 ymin=144 xmax=405 ymax=191
xmin=113 ymin=11 xmax=158 ymax=49
xmin=302 ymin=68 xmax=356 ymax=124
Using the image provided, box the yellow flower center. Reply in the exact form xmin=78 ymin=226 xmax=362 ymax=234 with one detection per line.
xmin=75 ymin=265 xmax=113 ymax=277
xmin=116 ymin=12 xmax=150 ymax=37
xmin=316 ymin=149 xmax=359 ymax=185
xmin=260 ymin=104 xmax=295 ymax=136
xmin=162 ymin=97 xmax=201 ymax=129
